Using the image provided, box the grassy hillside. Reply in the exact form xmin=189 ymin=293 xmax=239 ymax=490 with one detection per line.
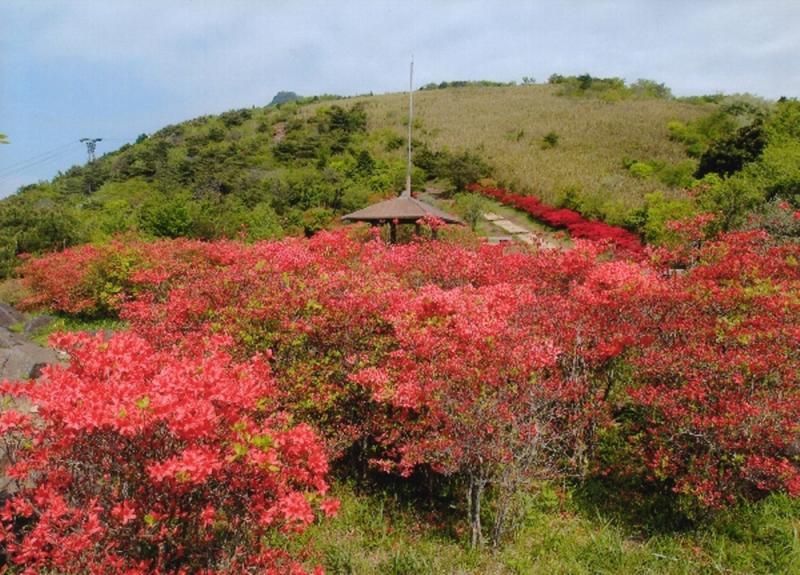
xmin=2 ymin=79 xmax=794 ymax=276
xmin=339 ymin=84 xmax=707 ymax=209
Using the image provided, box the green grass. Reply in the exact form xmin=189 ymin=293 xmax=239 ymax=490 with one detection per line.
xmin=0 ymin=278 xmax=26 ymax=307
xmin=421 ymin=191 xmax=571 ymax=249
xmin=305 ymin=84 xmax=711 ymax=212
xmin=299 ymin=482 xmax=800 ymax=574
xmin=28 ymin=315 xmax=127 ymax=346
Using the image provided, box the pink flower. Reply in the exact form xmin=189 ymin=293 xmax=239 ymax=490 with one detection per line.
xmin=319 ymin=498 xmax=341 ymax=518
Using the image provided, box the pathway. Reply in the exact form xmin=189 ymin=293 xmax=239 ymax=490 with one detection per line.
xmin=482 ymin=212 xmax=562 ymax=249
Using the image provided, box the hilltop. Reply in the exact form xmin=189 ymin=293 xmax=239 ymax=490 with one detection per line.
xmin=2 ymin=78 xmax=796 ymax=276
xmin=346 ymin=83 xmax=704 ymax=206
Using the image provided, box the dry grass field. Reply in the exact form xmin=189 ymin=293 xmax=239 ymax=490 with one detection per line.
xmin=306 ymin=84 xmax=712 ymax=215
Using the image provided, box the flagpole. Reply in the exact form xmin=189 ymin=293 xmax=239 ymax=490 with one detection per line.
xmin=404 ymin=57 xmax=414 ymax=198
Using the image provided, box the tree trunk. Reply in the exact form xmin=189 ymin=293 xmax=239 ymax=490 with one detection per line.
xmin=468 ymin=474 xmax=484 ymax=548
xmin=491 ymin=491 xmax=509 ymax=547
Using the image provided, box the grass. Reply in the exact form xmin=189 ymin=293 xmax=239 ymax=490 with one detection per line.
xmin=0 ymin=278 xmax=26 ymax=307
xmin=471 ymin=198 xmax=572 ymax=249
xmin=301 ymin=481 xmax=800 ymax=574
xmin=417 ymin=188 xmax=570 ymax=248
xmin=28 ymin=315 xmax=127 ymax=346
xmin=304 ymin=84 xmax=711 ymax=215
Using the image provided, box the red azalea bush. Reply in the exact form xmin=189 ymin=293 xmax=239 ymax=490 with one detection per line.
xmin=18 ymin=237 xmax=241 ymax=317
xmin=351 ymin=283 xmax=585 ymax=546
xmin=8 ymin=225 xmax=800 ymax=557
xmin=113 ymin=230 xmax=800 ymax=511
xmin=467 ymin=183 xmax=644 ymax=257
xmin=0 ymin=332 xmax=335 ymax=574
xmin=626 ymin=231 xmax=800 ymax=508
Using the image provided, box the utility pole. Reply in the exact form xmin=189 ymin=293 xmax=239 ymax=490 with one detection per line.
xmin=403 ymin=57 xmax=414 ymax=198
xmin=80 ymin=137 xmax=102 ymax=163
xmin=80 ymin=137 xmax=102 ymax=194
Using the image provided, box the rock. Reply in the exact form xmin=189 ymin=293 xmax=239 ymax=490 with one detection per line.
xmin=90 ymin=328 xmax=116 ymax=342
xmin=29 ymin=362 xmax=49 ymax=380
xmin=0 ymin=327 xmax=60 ymax=381
xmin=23 ymin=315 xmax=54 ymax=337
xmin=0 ymin=329 xmax=17 ymax=348
xmin=0 ymin=304 xmax=24 ymax=330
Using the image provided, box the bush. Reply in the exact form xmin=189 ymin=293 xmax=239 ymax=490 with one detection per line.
xmin=18 ymin=241 xmax=141 ymax=317
xmin=413 ymin=146 xmax=491 ymax=192
xmin=541 ymin=131 xmax=560 ymax=149
xmin=0 ymin=332 xmax=336 ymax=573
xmin=696 ymin=120 xmax=768 ymax=178
xmin=468 ymin=183 xmax=643 ymax=256
xmin=627 ymin=192 xmax=698 ymax=244
xmin=15 ymin=227 xmax=800 ymax=553
xmin=139 ymin=193 xmax=195 ymax=238
xmin=628 ymin=162 xmax=654 ymax=179
xmin=453 ymin=192 xmax=485 ymax=230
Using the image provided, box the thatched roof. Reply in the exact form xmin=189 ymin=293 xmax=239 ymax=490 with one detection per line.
xmin=341 ymin=193 xmax=463 ymax=224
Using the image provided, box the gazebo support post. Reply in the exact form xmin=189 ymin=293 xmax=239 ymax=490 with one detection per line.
xmin=389 ymin=221 xmax=397 ymax=244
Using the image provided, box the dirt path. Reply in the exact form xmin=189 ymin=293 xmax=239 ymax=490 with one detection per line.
xmin=419 ymin=190 xmax=568 ymax=249
xmin=482 ymin=212 xmax=563 ymax=248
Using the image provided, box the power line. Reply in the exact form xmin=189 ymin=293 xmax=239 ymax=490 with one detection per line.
xmin=0 ymin=140 xmax=80 ymax=176
xmin=0 ymin=136 xmax=138 ymax=189
xmin=0 ymin=145 xmax=81 ymax=183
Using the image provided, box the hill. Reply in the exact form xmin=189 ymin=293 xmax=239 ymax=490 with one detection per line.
xmin=2 ymin=79 xmax=796 ymax=276
xmin=344 ymin=83 xmax=705 ymax=208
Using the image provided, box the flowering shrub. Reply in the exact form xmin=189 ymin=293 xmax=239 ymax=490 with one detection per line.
xmin=18 ymin=237 xmax=240 ymax=317
xmin=0 ymin=332 xmax=335 ymax=574
xmin=11 ymin=225 xmax=800 ymax=554
xmin=352 ymin=283 xmax=584 ymax=546
xmin=626 ymin=231 xmax=800 ymax=508
xmin=466 ymin=183 xmax=644 ymax=257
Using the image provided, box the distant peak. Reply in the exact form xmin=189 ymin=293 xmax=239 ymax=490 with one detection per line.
xmin=269 ymin=91 xmax=301 ymax=107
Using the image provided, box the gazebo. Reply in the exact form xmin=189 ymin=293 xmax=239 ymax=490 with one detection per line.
xmin=341 ymin=58 xmax=462 ymax=242
xmin=341 ymin=188 xmax=463 ymax=242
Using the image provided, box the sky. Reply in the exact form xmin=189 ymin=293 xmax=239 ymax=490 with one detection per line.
xmin=1 ymin=0 xmax=799 ymax=198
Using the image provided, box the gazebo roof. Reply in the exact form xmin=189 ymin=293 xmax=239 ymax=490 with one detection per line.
xmin=341 ymin=193 xmax=464 ymax=225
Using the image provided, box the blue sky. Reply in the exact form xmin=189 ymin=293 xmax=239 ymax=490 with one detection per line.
xmin=1 ymin=0 xmax=799 ymax=198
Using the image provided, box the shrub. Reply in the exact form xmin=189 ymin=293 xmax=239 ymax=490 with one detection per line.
xmin=541 ymin=131 xmax=560 ymax=149
xmin=627 ymin=192 xmax=698 ymax=244
xmin=628 ymin=162 xmax=654 ymax=179
xmin=0 ymin=332 xmax=336 ymax=573
xmin=15 ymin=226 xmax=800 ymax=551
xmin=467 ymin=183 xmax=643 ymax=257
xmin=413 ymin=146 xmax=491 ymax=192
xmin=696 ymin=120 xmax=767 ymax=178
xmin=18 ymin=241 xmax=141 ymax=317
xmin=628 ymin=232 xmax=800 ymax=510
xmin=453 ymin=192 xmax=485 ymax=230
xmin=139 ymin=193 xmax=196 ymax=239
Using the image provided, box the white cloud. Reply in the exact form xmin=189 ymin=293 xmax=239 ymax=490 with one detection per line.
xmin=8 ymin=0 xmax=800 ymax=106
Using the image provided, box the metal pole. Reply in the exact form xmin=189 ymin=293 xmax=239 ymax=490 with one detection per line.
xmin=403 ymin=57 xmax=414 ymax=198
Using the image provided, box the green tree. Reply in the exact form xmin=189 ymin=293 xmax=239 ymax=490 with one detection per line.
xmin=696 ymin=120 xmax=767 ymax=178
xmin=139 ymin=193 xmax=195 ymax=238
xmin=696 ymin=174 xmax=765 ymax=232
xmin=454 ymin=193 xmax=485 ymax=230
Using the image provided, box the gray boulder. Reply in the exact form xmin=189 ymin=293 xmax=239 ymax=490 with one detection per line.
xmin=23 ymin=314 xmax=54 ymax=337
xmin=0 ymin=303 xmax=24 ymax=330
xmin=0 ymin=327 xmax=60 ymax=381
